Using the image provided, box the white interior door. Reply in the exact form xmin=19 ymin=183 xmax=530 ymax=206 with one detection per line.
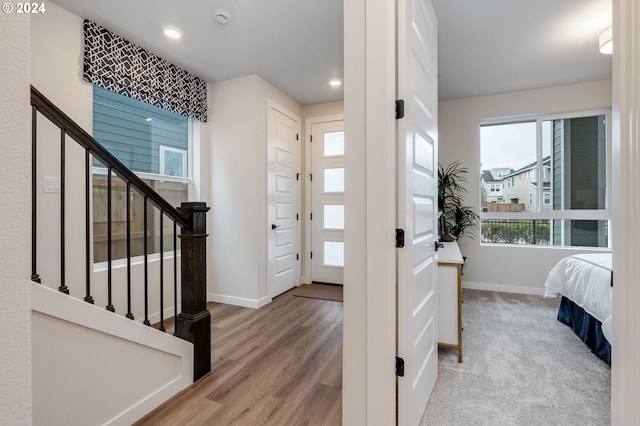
xmin=396 ymin=0 xmax=439 ymax=424
xmin=267 ymin=101 xmax=301 ymax=298
xmin=311 ymin=120 xmax=345 ymax=284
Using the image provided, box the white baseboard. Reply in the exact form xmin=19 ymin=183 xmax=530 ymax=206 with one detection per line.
xmin=462 ymin=281 xmax=545 ymax=296
xmin=207 ymin=293 xmax=272 ymax=309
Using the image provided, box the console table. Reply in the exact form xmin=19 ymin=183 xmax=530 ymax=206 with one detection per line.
xmin=437 ymin=241 xmax=464 ymax=362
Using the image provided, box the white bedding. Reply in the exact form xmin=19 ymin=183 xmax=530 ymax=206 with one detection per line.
xmin=544 ymin=253 xmax=613 ymax=325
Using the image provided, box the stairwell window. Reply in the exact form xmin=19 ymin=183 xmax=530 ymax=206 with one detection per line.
xmin=92 ymin=86 xmax=193 ymax=262
xmin=480 ymin=110 xmax=610 ymax=248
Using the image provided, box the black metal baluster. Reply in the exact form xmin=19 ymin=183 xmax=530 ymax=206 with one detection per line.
xmin=106 ymin=167 xmax=115 ymax=312
xmin=143 ymin=196 xmax=151 ymax=326
xmin=173 ymin=220 xmax=178 ymax=336
xmin=126 ymin=182 xmax=134 ymax=320
xmin=31 ymin=106 xmax=41 ymax=283
xmin=84 ymin=149 xmax=94 ymax=304
xmin=159 ymin=210 xmax=166 ymax=332
xmin=58 ymin=129 xmax=69 ymax=294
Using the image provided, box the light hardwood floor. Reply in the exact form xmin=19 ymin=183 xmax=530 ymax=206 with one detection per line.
xmin=135 ymin=290 xmax=343 ymax=425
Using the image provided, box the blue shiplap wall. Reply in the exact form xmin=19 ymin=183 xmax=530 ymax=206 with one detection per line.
xmin=93 ymin=85 xmax=188 ymax=175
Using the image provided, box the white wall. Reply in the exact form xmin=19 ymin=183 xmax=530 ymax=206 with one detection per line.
xmin=611 ymin=0 xmax=640 ymax=421
xmin=439 ymin=80 xmax=612 ymax=294
xmin=31 ymin=2 xmax=92 ymax=296
xmin=92 ymin=255 xmax=182 ymax=324
xmin=31 ymin=3 xmax=92 ymax=125
xmin=204 ymin=75 xmax=301 ymax=307
xmin=302 ymin=101 xmax=344 ymax=120
xmin=344 ymin=0 xmax=397 ymax=423
xmin=0 ymin=11 xmax=32 ymax=426
xmin=31 ymin=284 xmax=193 ymax=426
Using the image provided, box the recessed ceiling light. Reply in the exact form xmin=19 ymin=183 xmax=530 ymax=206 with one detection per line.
xmin=163 ymin=27 xmax=183 ymax=40
xmin=329 ymin=79 xmax=342 ymax=87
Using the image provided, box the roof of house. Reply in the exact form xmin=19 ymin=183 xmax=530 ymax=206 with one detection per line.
xmin=504 ymin=156 xmax=551 ymax=178
xmin=481 ymin=168 xmax=514 ymax=183
xmin=481 ymin=170 xmax=499 ymax=183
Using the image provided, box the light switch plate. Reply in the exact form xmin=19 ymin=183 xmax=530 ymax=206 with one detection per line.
xmin=43 ymin=177 xmax=61 ymax=194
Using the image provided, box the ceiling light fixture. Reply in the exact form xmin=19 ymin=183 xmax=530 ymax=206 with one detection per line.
xmin=214 ymin=9 xmax=231 ymax=25
xmin=163 ymin=27 xmax=183 ymax=40
xmin=599 ymin=26 xmax=612 ymax=54
xmin=329 ymin=79 xmax=342 ymax=87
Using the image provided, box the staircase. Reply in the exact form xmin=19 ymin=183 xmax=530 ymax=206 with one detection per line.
xmin=29 ymin=86 xmax=211 ymax=425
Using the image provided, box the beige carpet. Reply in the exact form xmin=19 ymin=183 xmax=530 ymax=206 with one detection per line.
xmin=422 ymin=289 xmax=611 ymax=425
xmin=291 ymin=283 xmax=343 ymax=302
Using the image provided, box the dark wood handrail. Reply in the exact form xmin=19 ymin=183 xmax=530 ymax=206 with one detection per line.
xmin=30 ymin=85 xmax=190 ymax=230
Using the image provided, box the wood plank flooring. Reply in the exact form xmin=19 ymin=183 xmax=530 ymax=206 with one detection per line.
xmin=135 ymin=289 xmax=343 ymax=425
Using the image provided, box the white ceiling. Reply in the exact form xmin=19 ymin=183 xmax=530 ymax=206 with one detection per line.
xmin=51 ymin=0 xmax=611 ymax=105
xmin=432 ymin=0 xmax=612 ymax=101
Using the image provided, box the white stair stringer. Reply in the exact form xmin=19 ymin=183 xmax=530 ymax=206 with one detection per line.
xmin=31 ymin=282 xmax=194 ymax=426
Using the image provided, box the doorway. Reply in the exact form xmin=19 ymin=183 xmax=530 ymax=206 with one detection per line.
xmin=305 ymin=116 xmax=345 ymax=285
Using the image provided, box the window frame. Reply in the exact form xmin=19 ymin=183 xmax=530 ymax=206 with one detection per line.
xmin=91 ymin=86 xmax=200 ymax=266
xmin=479 ymin=109 xmax=612 ymax=247
xmin=160 ymin=145 xmax=188 ymax=178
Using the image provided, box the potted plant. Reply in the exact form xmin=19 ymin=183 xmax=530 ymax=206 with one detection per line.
xmin=438 ymin=161 xmax=479 ymax=241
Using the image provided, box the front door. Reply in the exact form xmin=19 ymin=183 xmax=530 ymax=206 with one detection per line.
xmin=311 ymin=119 xmax=345 ymax=284
xmin=396 ymin=0 xmax=439 ymax=424
xmin=267 ymin=101 xmax=301 ymax=298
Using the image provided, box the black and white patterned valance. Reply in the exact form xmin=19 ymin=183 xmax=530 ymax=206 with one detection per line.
xmin=83 ymin=20 xmax=208 ymax=122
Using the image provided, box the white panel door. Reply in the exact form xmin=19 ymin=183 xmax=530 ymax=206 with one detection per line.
xmin=311 ymin=120 xmax=345 ymax=284
xmin=267 ymin=102 xmax=301 ymax=298
xmin=396 ymin=0 xmax=439 ymax=424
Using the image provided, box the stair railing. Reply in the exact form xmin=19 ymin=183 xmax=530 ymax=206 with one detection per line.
xmin=30 ymin=85 xmax=210 ymax=381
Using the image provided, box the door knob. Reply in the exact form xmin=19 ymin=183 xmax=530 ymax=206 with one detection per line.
xmin=271 ymin=224 xmax=281 ymax=230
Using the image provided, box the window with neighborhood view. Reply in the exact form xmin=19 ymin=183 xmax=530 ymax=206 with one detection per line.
xmin=480 ymin=111 xmax=609 ymax=248
xmin=92 ymin=86 xmax=192 ymax=262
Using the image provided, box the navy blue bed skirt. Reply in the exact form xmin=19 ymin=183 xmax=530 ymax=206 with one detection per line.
xmin=557 ymin=296 xmax=611 ymax=365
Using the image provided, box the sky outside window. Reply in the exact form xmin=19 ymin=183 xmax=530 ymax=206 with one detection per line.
xmin=481 ymin=121 xmax=551 ymax=171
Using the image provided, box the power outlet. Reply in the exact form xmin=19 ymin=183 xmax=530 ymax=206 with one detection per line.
xmin=43 ymin=177 xmax=61 ymax=194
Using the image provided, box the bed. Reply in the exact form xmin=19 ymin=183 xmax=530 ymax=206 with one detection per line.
xmin=544 ymin=253 xmax=612 ymax=364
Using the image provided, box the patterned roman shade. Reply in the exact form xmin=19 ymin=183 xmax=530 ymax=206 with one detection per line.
xmin=83 ymin=20 xmax=208 ymax=122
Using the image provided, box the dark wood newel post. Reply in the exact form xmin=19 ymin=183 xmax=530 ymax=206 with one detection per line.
xmin=176 ymin=202 xmax=211 ymax=381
